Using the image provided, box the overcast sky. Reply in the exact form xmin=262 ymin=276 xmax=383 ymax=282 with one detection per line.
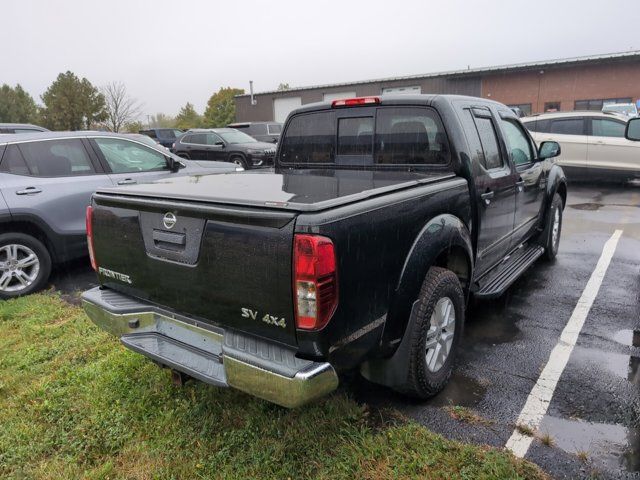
xmin=3 ymin=0 xmax=639 ymax=118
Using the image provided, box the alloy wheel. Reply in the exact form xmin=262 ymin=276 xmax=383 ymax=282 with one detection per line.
xmin=425 ymin=297 xmax=456 ymax=373
xmin=0 ymin=244 xmax=40 ymax=293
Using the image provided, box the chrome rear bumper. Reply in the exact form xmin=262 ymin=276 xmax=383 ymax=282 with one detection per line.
xmin=82 ymin=287 xmax=338 ymax=408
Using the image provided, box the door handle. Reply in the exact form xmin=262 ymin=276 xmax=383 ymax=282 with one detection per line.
xmin=16 ymin=187 xmax=42 ymax=195
xmin=480 ymin=190 xmax=494 ymax=206
xmin=117 ymin=179 xmax=137 ymax=185
xmin=515 ymin=179 xmax=525 ymax=192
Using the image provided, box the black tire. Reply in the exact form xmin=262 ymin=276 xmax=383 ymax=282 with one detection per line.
xmin=230 ymin=155 xmax=247 ymax=169
xmin=394 ymin=266 xmax=465 ymax=399
xmin=176 ymin=153 xmax=190 ymax=160
xmin=537 ymin=193 xmax=563 ymax=261
xmin=0 ymin=233 xmax=52 ymax=299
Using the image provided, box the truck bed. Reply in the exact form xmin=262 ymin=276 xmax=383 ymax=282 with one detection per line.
xmin=94 ymin=169 xmax=456 ymax=212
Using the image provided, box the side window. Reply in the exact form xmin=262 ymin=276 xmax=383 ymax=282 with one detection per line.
xmin=523 ymin=119 xmax=549 ymax=133
xmin=206 ymin=133 xmax=224 ymax=145
xmin=94 ymin=138 xmax=167 ymax=174
xmin=268 ymin=124 xmax=282 ymax=135
xmin=500 ymin=119 xmax=534 ymax=166
xmin=18 ymin=139 xmax=96 ymax=177
xmin=186 ymin=134 xmax=207 ymax=145
xmin=338 ymin=117 xmax=373 ymax=156
xmin=13 ymin=128 xmax=40 ymax=134
xmin=374 ymin=107 xmax=450 ymax=165
xmin=591 ymin=119 xmax=625 ymax=138
xmin=549 ymin=118 xmax=584 ymax=135
xmin=472 ymin=115 xmax=503 ymax=170
xmin=0 ymin=145 xmax=30 ymax=175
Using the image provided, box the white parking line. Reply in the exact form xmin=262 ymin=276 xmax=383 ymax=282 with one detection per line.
xmin=505 ymin=229 xmax=623 ymax=458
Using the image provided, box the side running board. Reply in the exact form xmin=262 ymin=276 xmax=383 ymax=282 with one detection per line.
xmin=474 ymin=244 xmax=544 ymax=299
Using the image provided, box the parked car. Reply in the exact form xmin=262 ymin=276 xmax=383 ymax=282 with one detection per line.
xmin=522 ymin=111 xmax=640 ymax=181
xmin=138 ymin=128 xmax=184 ymax=148
xmin=0 ymin=132 xmax=240 ymax=298
xmin=82 ymin=95 xmax=566 ymax=407
xmin=124 ymin=133 xmax=169 ymax=151
xmin=0 ymin=123 xmax=49 ymax=134
xmin=227 ymin=121 xmax=283 ymax=143
xmin=602 ymin=103 xmax=638 ymax=118
xmin=172 ymin=128 xmax=276 ymax=169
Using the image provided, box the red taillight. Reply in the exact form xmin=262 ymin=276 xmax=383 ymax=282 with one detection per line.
xmin=331 ymin=96 xmax=380 ymax=108
xmin=293 ymin=234 xmax=338 ymax=330
xmin=86 ymin=205 xmax=97 ymax=271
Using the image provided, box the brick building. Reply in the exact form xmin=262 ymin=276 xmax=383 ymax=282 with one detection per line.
xmin=234 ymin=51 xmax=640 ymax=122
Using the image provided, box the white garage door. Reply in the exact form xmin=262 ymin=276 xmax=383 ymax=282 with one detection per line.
xmin=382 ymin=85 xmax=422 ymax=95
xmin=323 ymin=91 xmax=357 ymax=102
xmin=273 ymin=97 xmax=302 ymax=123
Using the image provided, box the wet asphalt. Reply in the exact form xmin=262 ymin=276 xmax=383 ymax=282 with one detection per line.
xmin=49 ymin=182 xmax=640 ymax=479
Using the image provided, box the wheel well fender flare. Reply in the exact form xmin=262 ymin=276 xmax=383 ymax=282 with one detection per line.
xmin=0 ymin=215 xmax=61 ymax=262
xmin=383 ymin=214 xmax=473 ymax=348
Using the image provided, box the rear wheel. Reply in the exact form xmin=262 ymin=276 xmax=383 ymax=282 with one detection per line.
xmin=394 ymin=266 xmax=464 ymax=399
xmin=538 ymin=193 xmax=563 ymax=261
xmin=0 ymin=233 xmax=52 ymax=299
xmin=177 ymin=153 xmax=190 ymax=160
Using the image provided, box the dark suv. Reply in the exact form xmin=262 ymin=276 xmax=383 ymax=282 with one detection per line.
xmin=139 ymin=128 xmax=184 ymax=148
xmin=172 ymin=128 xmax=276 ymax=169
xmin=227 ymin=122 xmax=282 ymax=143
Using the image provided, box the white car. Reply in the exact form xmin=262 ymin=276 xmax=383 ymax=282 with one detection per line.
xmin=522 ymin=111 xmax=640 ymax=182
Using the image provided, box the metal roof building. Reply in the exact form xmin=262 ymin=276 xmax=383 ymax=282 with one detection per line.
xmin=234 ymin=50 xmax=640 ymax=122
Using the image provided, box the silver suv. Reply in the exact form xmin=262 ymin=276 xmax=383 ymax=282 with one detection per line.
xmin=0 ymin=131 xmax=238 ymax=298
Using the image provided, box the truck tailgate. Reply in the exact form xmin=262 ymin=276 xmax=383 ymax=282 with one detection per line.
xmin=91 ymin=193 xmax=298 ymax=347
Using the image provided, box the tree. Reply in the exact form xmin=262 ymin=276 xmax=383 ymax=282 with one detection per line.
xmin=277 ymin=83 xmax=291 ymax=91
xmin=148 ymin=113 xmax=175 ymax=128
xmin=175 ymin=102 xmax=202 ymax=130
xmin=101 ymin=81 xmax=142 ymax=132
xmin=123 ymin=120 xmax=144 ymax=133
xmin=203 ymin=87 xmax=244 ymax=127
xmin=0 ymin=84 xmax=38 ymax=123
xmin=40 ymin=71 xmax=106 ymax=130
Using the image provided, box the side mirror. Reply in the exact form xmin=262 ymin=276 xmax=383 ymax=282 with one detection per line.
xmin=538 ymin=141 xmax=561 ymax=160
xmin=625 ymin=117 xmax=640 ymax=141
xmin=214 ymin=141 xmax=225 ymax=148
xmin=166 ymin=156 xmax=181 ymax=172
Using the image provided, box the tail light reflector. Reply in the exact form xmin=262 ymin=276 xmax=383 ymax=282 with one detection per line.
xmin=293 ymin=234 xmax=338 ymax=330
xmin=331 ymin=96 xmax=380 ymax=108
xmin=86 ymin=205 xmax=97 ymax=271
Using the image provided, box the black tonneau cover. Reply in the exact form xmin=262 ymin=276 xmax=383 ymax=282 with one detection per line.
xmin=95 ymin=169 xmax=456 ymax=212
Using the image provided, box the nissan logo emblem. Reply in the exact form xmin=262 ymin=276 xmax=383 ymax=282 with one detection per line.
xmin=163 ymin=212 xmax=177 ymax=229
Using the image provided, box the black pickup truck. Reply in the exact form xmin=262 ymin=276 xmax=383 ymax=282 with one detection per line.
xmin=82 ymin=95 xmax=567 ymax=407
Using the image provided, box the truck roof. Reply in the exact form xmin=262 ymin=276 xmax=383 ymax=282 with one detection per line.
xmin=290 ymin=94 xmax=504 ymax=116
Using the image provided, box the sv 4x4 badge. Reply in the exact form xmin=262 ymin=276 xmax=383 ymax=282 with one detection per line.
xmin=241 ymin=308 xmax=286 ymax=328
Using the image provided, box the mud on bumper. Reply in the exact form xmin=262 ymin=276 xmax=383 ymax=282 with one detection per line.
xmin=82 ymin=287 xmax=338 ymax=408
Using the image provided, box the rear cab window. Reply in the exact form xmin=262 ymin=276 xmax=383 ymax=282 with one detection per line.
xmin=278 ymin=106 xmax=450 ymax=167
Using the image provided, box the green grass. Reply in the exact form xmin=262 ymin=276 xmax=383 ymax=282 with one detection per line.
xmin=0 ymin=293 xmax=548 ymax=480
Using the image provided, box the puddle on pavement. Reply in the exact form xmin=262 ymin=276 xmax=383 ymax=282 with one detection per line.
xmin=569 ymin=202 xmax=604 ymax=211
xmin=427 ymin=371 xmax=487 ymax=408
xmin=466 ymin=300 xmax=522 ymax=344
xmin=539 ymin=416 xmax=639 ymax=473
xmin=573 ymin=346 xmax=640 ymax=387
xmin=612 ymin=329 xmax=640 ymax=347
